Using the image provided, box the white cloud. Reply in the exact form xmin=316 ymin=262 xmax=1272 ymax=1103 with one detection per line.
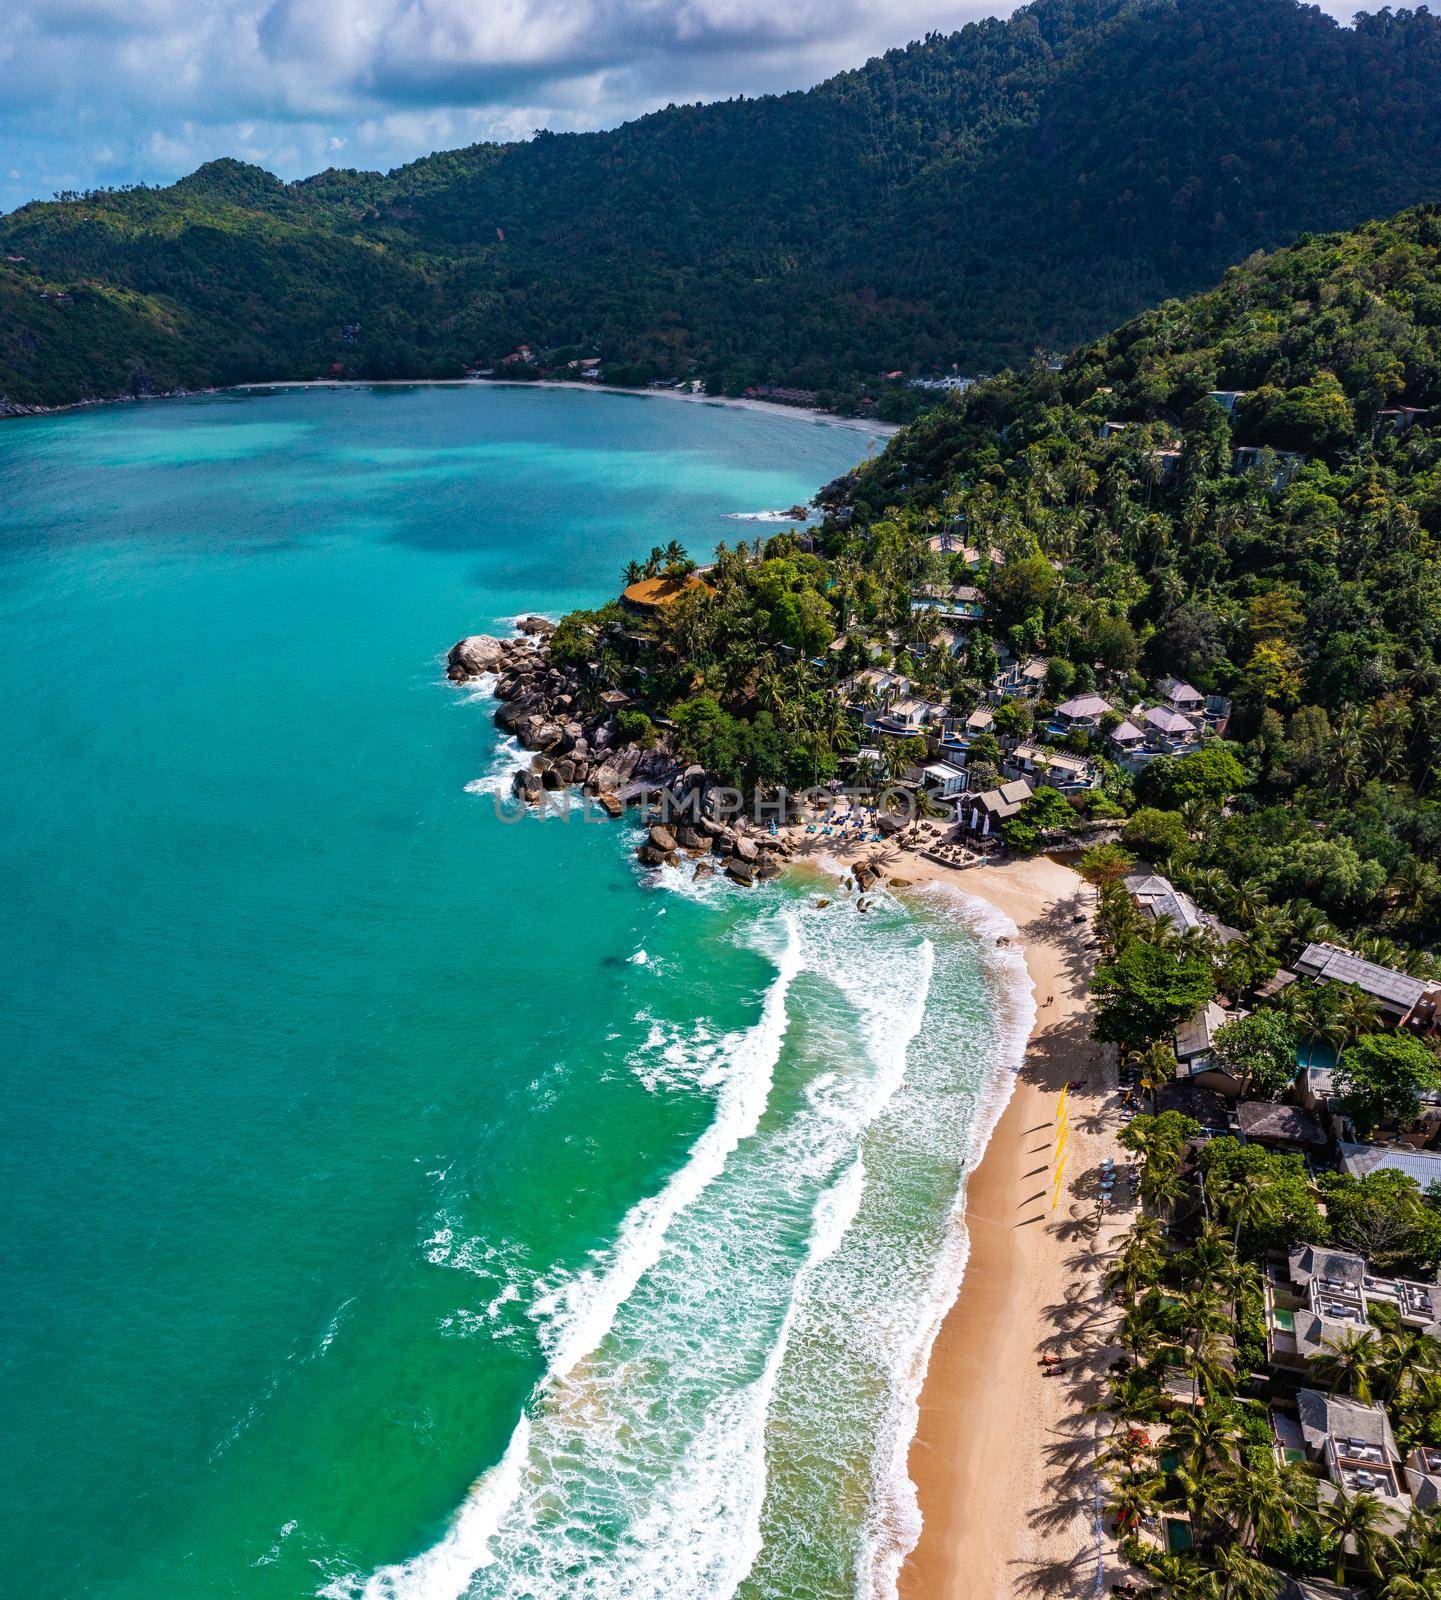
xmin=0 ymin=0 xmax=1426 ymax=211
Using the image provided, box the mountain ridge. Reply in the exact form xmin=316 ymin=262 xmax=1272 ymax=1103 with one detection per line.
xmin=4 ymin=0 xmax=1441 ymax=409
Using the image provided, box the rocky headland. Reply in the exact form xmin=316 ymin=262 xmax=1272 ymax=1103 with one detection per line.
xmin=446 ymin=619 xmax=800 ymax=885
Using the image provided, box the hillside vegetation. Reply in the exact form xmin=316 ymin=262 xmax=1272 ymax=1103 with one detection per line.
xmin=557 ymin=202 xmax=1441 ymax=984
xmin=5 ymin=0 xmax=1441 ymax=408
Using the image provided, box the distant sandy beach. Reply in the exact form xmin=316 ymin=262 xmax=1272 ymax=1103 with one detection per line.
xmin=232 ymin=376 xmax=903 ymax=439
xmin=790 ymin=826 xmax=1132 ymax=1598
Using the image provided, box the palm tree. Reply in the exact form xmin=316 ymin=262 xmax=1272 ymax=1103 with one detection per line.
xmin=1216 ymin=1454 xmax=1316 ymax=1552
xmin=1130 ymin=1214 xmax=1167 ymax=1252
xmin=1143 ymin=1162 xmax=1188 ymax=1219
xmin=1380 ymin=1508 xmax=1441 ymax=1598
xmin=1209 ymin=1544 xmax=1282 ymax=1600
xmin=1120 ymin=1301 xmax=1167 ymax=1360
xmin=1170 ymin=1401 xmax=1243 ymax=1481
xmin=1108 ymin=1240 xmax=1165 ymax=1302
xmin=1387 ymin=857 xmax=1441 ymax=930
xmin=1329 ymin=984 xmax=1382 ymax=1049
xmin=1109 ymin=1470 xmax=1169 ymax=1536
xmin=1211 ymin=1177 xmax=1277 ymax=1254
xmin=1377 ymin=1327 xmax=1441 ymax=1404
xmin=1142 ymin=1552 xmax=1215 ymax=1600
xmin=1313 ymin=1328 xmax=1384 ymax=1402
xmin=1319 ymin=1489 xmax=1395 ymax=1585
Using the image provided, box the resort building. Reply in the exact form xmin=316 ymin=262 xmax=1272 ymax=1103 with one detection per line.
xmin=1232 ymin=1101 xmax=1327 ymax=1154
xmin=619 ymin=573 xmax=713 ymax=612
xmin=1293 ymin=1389 xmax=1411 ymax=1520
xmin=910 ymin=587 xmax=986 ymax=624
xmin=1207 ymin=390 xmax=1247 ymax=414
xmin=1232 ymin=445 xmax=1307 ymax=486
xmin=962 ymin=778 xmax=1033 ymax=835
xmin=1405 ymin=1447 xmax=1441 ymax=1509
xmin=1278 ymin=1581 xmax=1368 ymax=1600
xmin=1140 ymin=704 xmax=1201 ymax=754
xmin=1339 ymin=1143 xmax=1441 ymax=1189
xmin=1173 ymin=1001 xmax=1244 ymax=1095
xmin=1294 ymin=942 xmax=1441 ymax=1031
xmin=1155 ymin=677 xmax=1206 ymax=717
xmin=1108 ymin=718 xmax=1146 ymax=759
xmin=1002 ymin=744 xmax=1099 ymax=792
xmin=1266 ymin=1246 xmax=1440 ymax=1372
xmin=872 ymin=697 xmax=937 ymax=737
xmin=1155 ymin=1078 xmax=1233 ymax=1137
xmin=938 ymin=707 xmax=994 ymax=764
xmin=991 ymin=657 xmax=1048 ymax=699
xmin=1378 ymin=405 xmax=1430 ymax=432
xmin=919 ymin=760 xmax=970 ymax=801
xmin=1051 ymin=693 xmax=1113 ymax=735
xmin=1148 ymin=447 xmax=1183 ymax=483
xmin=1124 ymin=872 xmax=1207 ymax=933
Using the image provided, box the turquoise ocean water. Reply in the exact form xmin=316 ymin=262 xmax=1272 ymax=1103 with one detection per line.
xmin=0 ymin=386 xmax=1033 ymax=1600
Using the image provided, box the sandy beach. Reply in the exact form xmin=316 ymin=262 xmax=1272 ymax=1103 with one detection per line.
xmin=232 ymin=376 xmax=903 ymax=438
xmin=790 ymin=823 xmax=1132 ymax=1599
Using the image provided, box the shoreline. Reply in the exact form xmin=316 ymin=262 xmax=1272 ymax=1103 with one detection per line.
xmin=787 ymin=828 xmax=1129 ymax=1599
xmin=233 ymin=376 xmax=902 ymax=438
xmin=900 ymin=858 xmax=1127 ymax=1600
xmin=2 ymin=375 xmax=901 ymax=438
xmin=462 ymin=633 xmax=1128 ymax=1598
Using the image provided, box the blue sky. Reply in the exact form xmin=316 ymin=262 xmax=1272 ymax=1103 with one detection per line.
xmin=0 ymin=1 xmax=1419 ymax=213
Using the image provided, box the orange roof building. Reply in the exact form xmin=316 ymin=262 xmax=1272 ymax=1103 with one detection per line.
xmin=620 ymin=573 xmax=712 ymax=611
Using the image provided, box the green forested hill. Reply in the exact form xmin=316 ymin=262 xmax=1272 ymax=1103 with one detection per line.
xmin=550 ymin=202 xmax=1441 ymax=965
xmin=4 ymin=0 xmax=1441 ymax=408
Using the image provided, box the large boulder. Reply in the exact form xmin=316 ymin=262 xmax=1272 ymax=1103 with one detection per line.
xmin=516 ymin=615 xmax=556 ymax=636
xmin=636 ymin=843 xmax=677 ymax=868
xmin=675 ymin=825 xmax=710 ymax=853
xmin=648 ymin=824 xmax=679 ymax=855
xmin=446 ymin=635 xmax=507 ymax=680
xmin=732 ymin=835 xmax=759 ymax=863
xmin=511 ymin=769 xmax=544 ymax=803
xmin=527 ymin=721 xmax=565 ymax=752
xmin=495 ymin=694 xmax=541 ymax=732
xmin=725 ymin=859 xmax=757 ymax=886
xmin=596 ymin=792 xmax=624 ymax=819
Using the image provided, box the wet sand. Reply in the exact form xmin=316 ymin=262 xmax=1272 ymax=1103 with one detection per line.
xmin=789 ymin=826 xmax=1132 ymax=1597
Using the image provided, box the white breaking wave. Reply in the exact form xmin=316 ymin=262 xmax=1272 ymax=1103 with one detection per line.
xmin=328 ymin=913 xmax=805 ymax=1600
xmin=856 ymin=884 xmax=1036 ymax=1600
xmin=319 ymin=1419 xmax=535 ymax=1600
xmin=462 ymin=735 xmax=530 ymax=800
xmin=323 ymin=880 xmax=1036 ymax=1600
xmin=723 ymin=509 xmax=810 ymax=523
xmin=452 ymin=672 xmax=498 ymax=704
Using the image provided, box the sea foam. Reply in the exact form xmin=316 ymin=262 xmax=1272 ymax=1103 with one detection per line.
xmin=325 ymin=879 xmax=1034 ymax=1600
xmin=330 ymin=913 xmax=805 ymax=1600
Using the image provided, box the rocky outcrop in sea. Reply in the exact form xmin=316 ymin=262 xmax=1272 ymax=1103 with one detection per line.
xmin=446 ymin=620 xmax=796 ymax=883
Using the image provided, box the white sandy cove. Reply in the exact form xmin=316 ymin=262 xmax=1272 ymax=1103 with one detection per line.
xmin=232 ymin=377 xmax=904 ymax=439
